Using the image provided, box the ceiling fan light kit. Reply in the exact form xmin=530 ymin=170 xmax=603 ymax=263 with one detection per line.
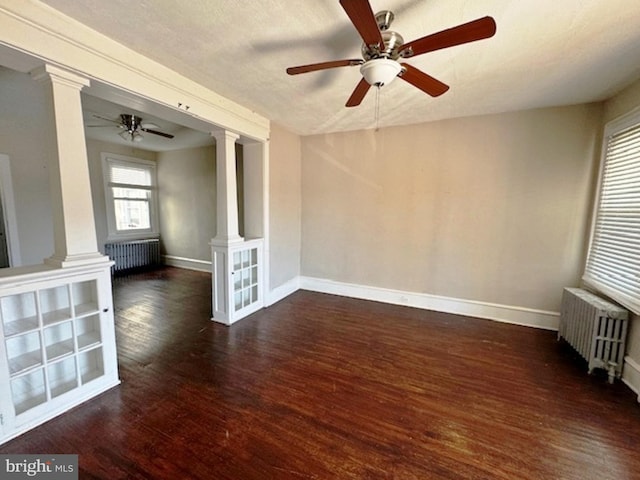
xmin=286 ymin=0 xmax=496 ymax=108
xmin=119 ymin=129 xmax=144 ymax=142
xmin=360 ymin=58 xmax=402 ymax=87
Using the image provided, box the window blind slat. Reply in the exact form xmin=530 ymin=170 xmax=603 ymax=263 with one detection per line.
xmin=109 ymin=165 xmax=152 ymax=186
xmin=584 ymin=119 xmax=640 ymax=314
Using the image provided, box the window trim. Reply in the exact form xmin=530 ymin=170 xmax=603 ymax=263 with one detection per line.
xmin=101 ymin=152 xmax=159 ymax=242
xmin=582 ymin=106 xmax=640 ymax=314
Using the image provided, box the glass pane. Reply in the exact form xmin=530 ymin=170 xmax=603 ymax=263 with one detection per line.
xmin=7 ymin=331 xmax=42 ymax=375
xmin=79 ymin=348 xmax=104 ymax=385
xmin=44 ymin=321 xmax=75 ymax=361
xmin=48 ymin=357 xmax=78 ymax=398
xmin=1 ymin=292 xmax=38 ymax=336
xmin=72 ymin=280 xmax=99 ymax=317
xmin=40 ymin=285 xmax=71 ymax=326
xmin=243 ymin=289 xmax=250 ymax=307
xmin=76 ymin=315 xmax=102 ymax=350
xmin=114 ymin=199 xmax=151 ymax=230
xmin=12 ymin=369 xmax=46 ymax=415
xmin=233 ymin=252 xmax=242 ymax=271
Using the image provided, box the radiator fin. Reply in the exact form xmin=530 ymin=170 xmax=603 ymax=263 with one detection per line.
xmin=105 ymin=239 xmax=161 ymax=274
xmin=559 ymin=287 xmax=629 ymax=382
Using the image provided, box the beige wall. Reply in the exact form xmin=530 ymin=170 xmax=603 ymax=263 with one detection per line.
xmin=157 ymin=145 xmax=216 ymax=262
xmin=301 ymin=104 xmax=603 ymax=312
xmin=603 ymin=77 xmax=640 ymax=368
xmin=269 ymin=123 xmax=302 ymax=290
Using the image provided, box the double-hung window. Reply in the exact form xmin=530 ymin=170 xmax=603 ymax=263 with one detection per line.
xmin=102 ymin=153 xmax=159 ymax=240
xmin=583 ymin=110 xmax=640 ymax=314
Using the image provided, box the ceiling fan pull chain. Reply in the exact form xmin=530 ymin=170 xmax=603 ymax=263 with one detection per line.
xmin=375 ymin=85 xmax=381 ymax=131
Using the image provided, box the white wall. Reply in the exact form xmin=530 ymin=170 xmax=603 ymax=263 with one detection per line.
xmin=0 ymin=66 xmax=54 ymax=265
xmin=301 ymin=104 xmax=603 ymax=314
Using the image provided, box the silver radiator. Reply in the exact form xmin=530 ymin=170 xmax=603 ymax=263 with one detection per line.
xmin=558 ymin=287 xmax=629 ymax=383
xmin=105 ymin=239 xmax=161 ymax=273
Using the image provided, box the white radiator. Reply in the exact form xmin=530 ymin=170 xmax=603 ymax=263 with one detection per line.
xmin=104 ymin=239 xmax=161 ymax=273
xmin=558 ymin=287 xmax=629 ymax=383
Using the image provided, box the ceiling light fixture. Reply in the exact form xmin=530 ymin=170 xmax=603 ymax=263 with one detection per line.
xmin=119 ymin=129 xmax=144 ymax=142
xmin=360 ymin=58 xmax=402 ymax=87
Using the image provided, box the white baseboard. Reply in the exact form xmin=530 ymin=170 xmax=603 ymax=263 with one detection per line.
xmin=299 ymin=276 xmax=560 ymax=330
xmin=623 ymin=356 xmax=640 ymax=403
xmin=161 ymin=265 xmax=559 ymax=330
xmin=267 ymin=277 xmax=300 ymax=306
xmin=162 ymin=255 xmax=211 ymax=273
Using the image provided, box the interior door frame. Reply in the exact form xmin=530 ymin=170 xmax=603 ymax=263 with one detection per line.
xmin=0 ymin=154 xmax=21 ymax=267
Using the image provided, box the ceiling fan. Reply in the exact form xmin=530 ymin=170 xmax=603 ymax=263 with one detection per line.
xmin=286 ymin=0 xmax=496 ymax=107
xmin=88 ymin=114 xmax=175 ymax=142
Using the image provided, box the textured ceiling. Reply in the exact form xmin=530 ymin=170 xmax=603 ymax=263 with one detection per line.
xmin=36 ymin=0 xmax=640 ymax=136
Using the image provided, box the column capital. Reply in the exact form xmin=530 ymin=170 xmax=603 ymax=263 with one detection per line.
xmin=30 ymin=64 xmax=90 ymax=90
xmin=211 ymin=129 xmax=240 ymax=143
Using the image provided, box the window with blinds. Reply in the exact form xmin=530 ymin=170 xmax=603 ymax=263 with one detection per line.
xmin=583 ymin=114 xmax=640 ymax=314
xmin=101 ymin=153 xmax=158 ymax=239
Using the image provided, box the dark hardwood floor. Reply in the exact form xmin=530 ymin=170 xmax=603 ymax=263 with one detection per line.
xmin=2 ymin=266 xmax=640 ymax=479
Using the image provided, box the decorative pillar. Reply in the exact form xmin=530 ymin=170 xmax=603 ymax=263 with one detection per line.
xmin=31 ymin=64 xmax=106 ymax=267
xmin=211 ymin=129 xmax=243 ymax=244
xmin=210 ymin=130 xmax=266 ymax=325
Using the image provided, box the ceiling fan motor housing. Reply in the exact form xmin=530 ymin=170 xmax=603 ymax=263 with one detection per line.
xmin=121 ymin=114 xmax=142 ymax=133
xmin=361 ymin=28 xmax=404 ymax=60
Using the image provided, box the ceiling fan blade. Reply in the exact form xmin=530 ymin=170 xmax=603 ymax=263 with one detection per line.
xmin=86 ymin=124 xmax=115 ymax=128
xmin=92 ymin=114 xmax=120 ymax=123
xmin=287 ymin=59 xmax=363 ymax=75
xmin=399 ymin=16 xmax=496 ymax=58
xmin=399 ymin=64 xmax=449 ymax=97
xmin=346 ymin=78 xmax=371 ymax=107
xmin=339 ymin=0 xmax=384 ymax=48
xmin=141 ymin=128 xmax=174 ymax=139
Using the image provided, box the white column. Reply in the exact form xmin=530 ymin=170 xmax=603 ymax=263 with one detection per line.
xmin=31 ymin=64 xmax=106 ymax=267
xmin=211 ymin=129 xmax=243 ymax=244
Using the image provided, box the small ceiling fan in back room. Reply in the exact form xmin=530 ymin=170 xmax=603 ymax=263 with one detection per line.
xmin=286 ymin=0 xmax=497 ymax=107
xmin=87 ymin=114 xmax=175 ymax=142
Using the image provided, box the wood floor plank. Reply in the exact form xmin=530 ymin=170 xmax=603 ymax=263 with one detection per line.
xmin=2 ymin=267 xmax=640 ymax=479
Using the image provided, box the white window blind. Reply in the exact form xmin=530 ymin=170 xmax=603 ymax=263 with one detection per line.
xmin=109 ymin=165 xmax=152 ymax=186
xmin=584 ymin=120 xmax=640 ymax=314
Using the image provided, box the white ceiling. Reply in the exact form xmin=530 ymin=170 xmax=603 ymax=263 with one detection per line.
xmin=34 ymin=0 xmax=640 ymax=137
xmin=81 ymin=94 xmax=215 ymax=152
